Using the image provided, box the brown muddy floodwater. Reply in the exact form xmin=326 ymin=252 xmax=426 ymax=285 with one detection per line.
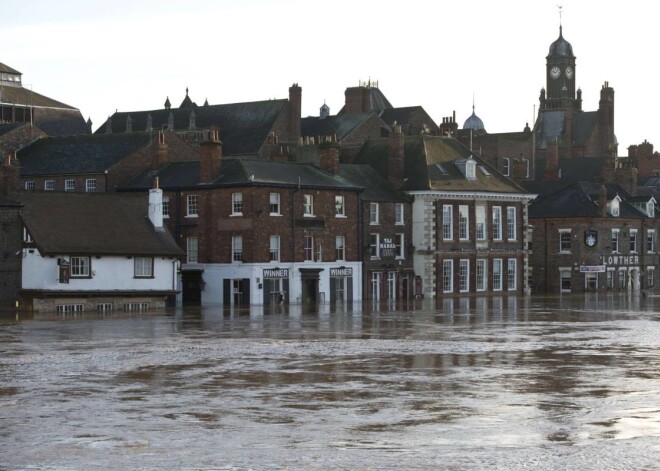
xmin=1 ymin=295 xmax=660 ymax=470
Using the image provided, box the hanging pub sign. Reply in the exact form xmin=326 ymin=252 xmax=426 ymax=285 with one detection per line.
xmin=584 ymin=230 xmax=598 ymax=248
xmin=58 ymin=257 xmax=70 ymax=284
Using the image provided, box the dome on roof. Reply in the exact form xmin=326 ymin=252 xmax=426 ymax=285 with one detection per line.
xmin=547 ymin=26 xmax=574 ymax=59
xmin=463 ymin=107 xmax=485 ymax=132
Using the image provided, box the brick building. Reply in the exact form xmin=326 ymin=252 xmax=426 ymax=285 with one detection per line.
xmin=0 ymin=193 xmax=21 ymax=310
xmin=354 ymin=133 xmax=536 ymax=298
xmin=529 ymin=182 xmax=660 ymax=293
xmin=120 ymin=131 xmax=363 ymax=306
xmin=0 ymin=61 xmax=90 ymax=136
xmin=16 ymin=131 xmax=198 ymax=192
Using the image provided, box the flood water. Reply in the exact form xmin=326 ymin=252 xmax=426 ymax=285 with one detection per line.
xmin=1 ymin=295 xmax=660 ymax=470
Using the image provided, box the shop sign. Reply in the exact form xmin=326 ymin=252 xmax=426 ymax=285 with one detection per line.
xmin=600 ymin=255 xmax=639 ymax=266
xmin=330 ymin=267 xmax=353 ymax=277
xmin=580 ymin=265 xmax=605 ymax=273
xmin=380 ymin=237 xmax=396 ymax=258
xmin=263 ymin=268 xmax=289 ymax=278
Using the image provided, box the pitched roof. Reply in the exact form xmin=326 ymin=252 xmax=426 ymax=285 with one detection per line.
xmin=33 ymin=107 xmax=90 ymax=137
xmin=354 ymin=135 xmax=528 ymax=195
xmin=0 ymin=62 xmax=21 ymax=75
xmin=535 ymin=110 xmax=599 ymax=149
xmin=123 ymin=158 xmax=363 ymax=191
xmin=97 ymin=99 xmax=288 ymax=156
xmin=378 ymin=106 xmax=440 ymax=134
xmin=18 ymin=132 xmax=153 ymax=176
xmin=301 ymin=113 xmax=379 ymax=141
xmin=338 ymin=164 xmax=403 ymax=202
xmin=533 ymin=156 xmax=607 ymax=186
xmin=19 ymin=192 xmax=182 ymax=256
xmin=529 ymin=181 xmax=651 ymax=219
xmin=0 ymin=85 xmax=76 ymax=109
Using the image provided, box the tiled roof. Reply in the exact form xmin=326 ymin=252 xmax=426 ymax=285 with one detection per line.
xmin=19 ymin=192 xmax=183 ymax=256
xmin=354 ymin=135 xmax=527 ymax=195
xmin=33 ymin=107 xmax=90 ymax=137
xmin=0 ymin=62 xmax=21 ymax=75
xmin=301 ymin=113 xmax=377 ymax=141
xmin=529 ymin=182 xmax=652 ymax=219
xmin=97 ymin=99 xmax=288 ymax=156
xmin=338 ymin=164 xmax=403 ymax=202
xmin=122 ymin=158 xmax=362 ymax=191
xmin=18 ymin=132 xmax=153 ymax=176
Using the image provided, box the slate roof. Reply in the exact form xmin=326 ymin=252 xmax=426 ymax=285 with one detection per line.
xmin=301 ymin=113 xmax=378 ymax=141
xmin=123 ymin=158 xmax=363 ymax=192
xmin=338 ymin=164 xmax=404 ymax=202
xmin=19 ymin=192 xmax=183 ymax=257
xmin=0 ymin=196 xmax=21 ymax=207
xmin=529 ymin=182 xmax=651 ymax=219
xmin=532 ymin=156 xmax=607 ymax=187
xmin=338 ymin=87 xmax=393 ymax=114
xmin=354 ymin=135 xmax=529 ymax=195
xmin=535 ymin=110 xmax=599 ymax=149
xmin=97 ymin=99 xmax=288 ymax=156
xmin=18 ymin=132 xmax=154 ymax=176
xmin=0 ymin=62 xmax=21 ymax=75
xmin=378 ymin=106 xmax=440 ymax=134
xmin=0 ymin=85 xmax=75 ymax=109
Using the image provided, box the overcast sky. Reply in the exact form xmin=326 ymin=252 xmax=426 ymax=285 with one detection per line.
xmin=3 ymin=0 xmax=657 ymax=151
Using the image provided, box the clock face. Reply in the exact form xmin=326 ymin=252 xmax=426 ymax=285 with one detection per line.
xmin=565 ymin=66 xmax=573 ymax=79
xmin=550 ymin=66 xmax=561 ymax=79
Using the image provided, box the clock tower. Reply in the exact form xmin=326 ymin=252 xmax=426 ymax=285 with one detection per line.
xmin=543 ymin=26 xmax=578 ymax=111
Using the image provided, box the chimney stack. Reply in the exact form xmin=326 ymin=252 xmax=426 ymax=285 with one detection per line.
xmin=319 ymin=136 xmax=340 ymax=175
xmin=544 ymin=140 xmax=559 ymax=182
xmin=0 ymin=153 xmax=20 ymax=197
xmin=288 ymin=84 xmax=302 ymax=145
xmin=151 ymin=131 xmax=168 ymax=171
xmin=148 ymin=177 xmax=164 ymax=231
xmin=388 ymin=124 xmax=405 ymax=189
xmin=199 ymin=129 xmax=222 ymax=184
xmin=343 ymin=85 xmax=371 ymax=114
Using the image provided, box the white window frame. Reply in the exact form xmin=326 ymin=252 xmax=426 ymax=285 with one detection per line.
xmin=162 ymin=197 xmax=170 ymax=218
xmin=304 ymin=235 xmax=314 ymax=261
xmin=336 ymin=235 xmax=345 ymax=261
xmin=507 ymin=206 xmax=517 ymax=241
xmin=443 ymin=204 xmax=453 ymax=241
xmin=502 ymin=158 xmax=510 ymax=176
xmin=269 ymin=235 xmax=280 ymax=262
xmin=630 ymin=229 xmax=638 ymax=253
xmin=232 ymin=235 xmax=243 ymax=262
xmin=85 ymin=178 xmax=97 ymax=192
xmin=186 ymin=195 xmax=199 ymax=217
xmin=442 ymin=260 xmax=454 ymax=293
xmin=476 ymin=205 xmax=486 ymax=241
xmin=395 ymin=233 xmax=404 ymax=259
xmin=44 ymin=180 xmax=55 ymax=191
xmin=369 ymin=202 xmax=379 ymax=225
xmin=186 ymin=237 xmax=198 ymax=263
xmin=493 ymin=259 xmax=503 ymax=291
xmin=611 ymin=229 xmax=620 ymax=254
xmin=648 ymin=229 xmax=656 ymax=253
xmin=395 ymin=203 xmax=404 ymax=225
xmin=70 ymin=256 xmax=91 ymax=278
xmin=303 ymin=194 xmax=314 ymax=217
xmin=559 ymin=229 xmax=572 ymax=254
xmin=335 ymin=195 xmax=346 ymax=217
xmin=458 ymin=205 xmax=469 ymax=241
xmin=492 ymin=206 xmax=502 ymax=241
xmin=459 ymin=259 xmax=469 ymax=292
xmin=560 ymin=268 xmax=572 ymax=293
xmin=65 ymin=179 xmax=75 ymax=192
xmin=231 ymin=192 xmax=243 ymax=216
xmin=134 ymin=257 xmax=153 ymax=278
xmin=507 ymin=258 xmax=517 ymax=291
xmin=24 ymin=181 xmax=35 ymax=191
xmin=648 ymin=267 xmax=655 ymax=288
xmin=370 ymin=233 xmax=380 ymax=259
xmin=476 ymin=259 xmax=487 ymax=291
xmin=269 ymin=192 xmax=281 ymax=215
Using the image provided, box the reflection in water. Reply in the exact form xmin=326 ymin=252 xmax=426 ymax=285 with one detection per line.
xmin=1 ymin=295 xmax=660 ymax=469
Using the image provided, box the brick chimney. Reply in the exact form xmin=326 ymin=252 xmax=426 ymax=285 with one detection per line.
xmin=319 ymin=136 xmax=340 ymax=175
xmin=151 ymin=131 xmax=168 ymax=171
xmin=388 ymin=124 xmax=405 ymax=189
xmin=288 ymin=84 xmax=302 ymax=145
xmin=598 ymin=82 xmax=616 ymax=156
xmin=544 ymin=140 xmax=559 ymax=182
xmin=199 ymin=129 xmax=222 ymax=184
xmin=343 ymin=86 xmax=370 ymax=114
xmin=0 ymin=153 xmax=19 ymax=196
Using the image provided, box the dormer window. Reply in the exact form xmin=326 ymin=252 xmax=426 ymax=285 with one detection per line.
xmin=647 ymin=200 xmax=655 ymax=218
xmin=455 ymin=156 xmax=477 ymax=180
xmin=609 ymin=198 xmax=620 ymax=217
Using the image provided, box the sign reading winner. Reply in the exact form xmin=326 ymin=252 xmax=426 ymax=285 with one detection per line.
xmin=263 ymin=268 xmax=289 ymax=278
